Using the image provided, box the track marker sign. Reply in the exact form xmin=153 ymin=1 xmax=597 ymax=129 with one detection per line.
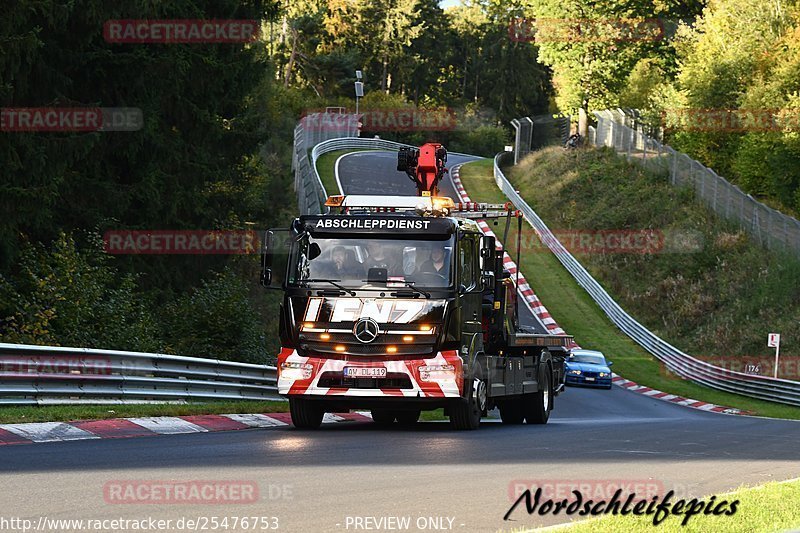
xmin=768 ymin=333 xmax=781 ymax=378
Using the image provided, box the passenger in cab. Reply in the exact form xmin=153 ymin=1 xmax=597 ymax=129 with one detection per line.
xmin=419 ymin=244 xmax=448 ymax=275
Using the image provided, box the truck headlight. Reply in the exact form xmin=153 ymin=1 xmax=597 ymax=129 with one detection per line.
xmin=280 ymin=361 xmax=313 ymax=380
xmin=419 ymin=364 xmax=455 ymax=382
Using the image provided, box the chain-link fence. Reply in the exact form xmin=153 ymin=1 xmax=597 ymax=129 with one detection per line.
xmin=292 ymin=111 xmax=360 ymax=215
xmin=592 ymin=110 xmax=800 ymax=257
xmin=511 ymin=115 xmax=570 ymax=164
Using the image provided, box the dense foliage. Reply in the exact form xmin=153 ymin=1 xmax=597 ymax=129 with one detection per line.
xmin=1 ymin=0 xmax=551 ymax=360
xmin=629 ymin=0 xmax=800 ymax=216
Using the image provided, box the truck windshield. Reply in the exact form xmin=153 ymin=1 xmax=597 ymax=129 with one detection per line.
xmin=289 ymin=236 xmax=454 ymax=289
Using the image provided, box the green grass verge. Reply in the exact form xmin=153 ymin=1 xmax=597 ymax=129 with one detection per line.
xmin=540 ymin=479 xmax=800 ymax=532
xmin=459 ymin=159 xmax=800 ymax=420
xmin=0 ymin=401 xmax=289 ymax=424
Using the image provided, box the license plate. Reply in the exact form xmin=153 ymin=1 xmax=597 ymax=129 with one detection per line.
xmin=585 ymin=377 xmax=595 ymax=382
xmin=344 ymin=367 xmax=387 ymax=378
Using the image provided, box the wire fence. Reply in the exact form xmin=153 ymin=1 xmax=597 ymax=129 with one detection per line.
xmin=511 ymin=115 xmax=571 ymax=164
xmin=592 ymin=109 xmax=800 ymax=257
xmin=292 ymin=111 xmax=360 ymax=215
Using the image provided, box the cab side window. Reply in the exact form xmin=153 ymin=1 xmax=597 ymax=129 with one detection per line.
xmin=459 ymin=238 xmax=477 ymax=290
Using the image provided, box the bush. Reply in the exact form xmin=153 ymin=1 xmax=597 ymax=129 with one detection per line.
xmin=161 ymin=268 xmax=272 ymax=364
xmin=0 ymin=233 xmax=160 ymax=351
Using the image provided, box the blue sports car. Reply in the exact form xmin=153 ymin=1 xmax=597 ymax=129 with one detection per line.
xmin=565 ymin=349 xmax=613 ymax=389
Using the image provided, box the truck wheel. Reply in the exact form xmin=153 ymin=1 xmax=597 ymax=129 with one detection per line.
xmin=450 ymin=378 xmax=485 ymax=430
xmin=289 ymin=398 xmax=324 ymax=429
xmin=498 ymin=399 xmax=525 ymax=424
xmin=395 ymin=410 xmax=420 ymax=425
xmin=371 ymin=409 xmax=396 ymax=426
xmin=524 ymin=366 xmax=552 ymax=424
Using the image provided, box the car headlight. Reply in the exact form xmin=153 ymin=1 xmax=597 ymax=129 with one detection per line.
xmin=568 ymin=369 xmax=581 ymax=375
xmin=599 ymin=372 xmax=609 ymax=377
xmin=280 ymin=361 xmax=313 ymax=380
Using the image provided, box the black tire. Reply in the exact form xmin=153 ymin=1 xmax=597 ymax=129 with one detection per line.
xmin=371 ymin=409 xmax=396 ymax=426
xmin=289 ymin=398 xmax=324 ymax=429
xmin=524 ymin=366 xmax=552 ymax=424
xmin=498 ymin=399 xmax=525 ymax=424
xmin=395 ymin=410 xmax=420 ymax=425
xmin=450 ymin=377 xmax=485 ymax=430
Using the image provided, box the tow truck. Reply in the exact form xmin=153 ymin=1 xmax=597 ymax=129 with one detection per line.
xmin=261 ymin=144 xmax=572 ymax=429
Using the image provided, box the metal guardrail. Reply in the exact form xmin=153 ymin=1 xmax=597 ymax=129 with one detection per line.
xmin=493 ymin=151 xmax=800 ymax=407
xmin=0 ymin=343 xmax=280 ymax=405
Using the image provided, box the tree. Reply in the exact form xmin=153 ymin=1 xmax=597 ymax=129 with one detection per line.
xmin=527 ymin=0 xmax=703 ymax=135
xmin=361 ymin=0 xmax=425 ymax=92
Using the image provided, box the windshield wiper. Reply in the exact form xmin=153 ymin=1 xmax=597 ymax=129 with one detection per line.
xmin=388 ymin=280 xmax=431 ymax=299
xmin=300 ymin=278 xmax=356 ymax=296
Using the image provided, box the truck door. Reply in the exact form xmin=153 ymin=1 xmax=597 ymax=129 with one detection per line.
xmin=458 ymin=234 xmax=483 ymax=362
xmin=262 ymin=229 xmax=292 ymax=289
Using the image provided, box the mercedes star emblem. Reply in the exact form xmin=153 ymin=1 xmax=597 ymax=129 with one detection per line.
xmin=353 ymin=318 xmax=380 ymax=344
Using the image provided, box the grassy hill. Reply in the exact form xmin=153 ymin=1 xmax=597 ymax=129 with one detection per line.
xmin=504 ymin=147 xmax=800 ymax=366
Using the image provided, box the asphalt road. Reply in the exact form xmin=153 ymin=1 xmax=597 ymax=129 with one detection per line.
xmin=2 ymin=150 xmax=799 ymax=533
xmin=2 ymin=387 xmax=799 ymax=532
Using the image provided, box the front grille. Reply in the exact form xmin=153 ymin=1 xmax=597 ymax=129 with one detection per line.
xmin=317 ymin=371 xmax=413 ymax=389
xmin=302 ymin=341 xmax=434 ymax=356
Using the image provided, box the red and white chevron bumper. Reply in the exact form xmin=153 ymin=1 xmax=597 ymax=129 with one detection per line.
xmin=277 ymin=348 xmax=464 ymax=398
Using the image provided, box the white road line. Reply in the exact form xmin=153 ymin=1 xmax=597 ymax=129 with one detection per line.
xmin=224 ymin=413 xmax=288 ymax=427
xmin=126 ymin=417 xmax=208 ymax=435
xmin=1 ymin=422 xmax=100 ymax=443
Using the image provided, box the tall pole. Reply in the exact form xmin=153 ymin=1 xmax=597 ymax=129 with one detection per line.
xmin=774 ymin=342 xmax=780 ymax=379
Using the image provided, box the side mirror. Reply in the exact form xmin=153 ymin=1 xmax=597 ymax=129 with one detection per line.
xmin=309 ymin=242 xmax=322 ymax=261
xmin=261 ymin=268 xmax=272 ymax=287
xmin=607 ymin=361 xmax=613 ymax=367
